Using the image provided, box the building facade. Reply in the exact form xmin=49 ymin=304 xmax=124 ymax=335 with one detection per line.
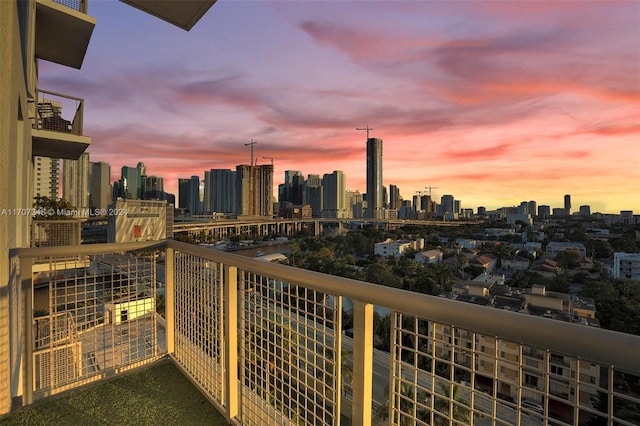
xmin=33 ymin=156 xmax=60 ymax=199
xmin=612 ymin=252 xmax=640 ymax=281
xmin=321 ymin=170 xmax=348 ymax=218
xmin=365 ymin=137 xmax=383 ymax=218
xmin=89 ymin=161 xmax=111 ymax=212
xmin=235 ymin=164 xmax=273 ymax=217
xmin=62 ymin=151 xmax=90 ymax=211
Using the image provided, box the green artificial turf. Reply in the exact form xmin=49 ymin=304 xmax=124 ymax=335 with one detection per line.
xmin=0 ymin=360 xmax=228 ymax=426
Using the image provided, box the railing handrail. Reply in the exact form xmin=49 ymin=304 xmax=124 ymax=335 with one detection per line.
xmin=14 ymin=239 xmax=640 ymax=375
xmin=166 ymin=240 xmax=640 ymax=375
xmin=14 ymin=240 xmax=163 ymax=258
xmin=36 ymin=88 xmax=85 ymax=103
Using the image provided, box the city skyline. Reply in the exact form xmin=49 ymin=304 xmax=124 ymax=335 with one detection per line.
xmin=39 ymin=1 xmax=640 ymax=212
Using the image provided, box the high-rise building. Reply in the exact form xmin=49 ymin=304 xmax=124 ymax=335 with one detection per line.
xmin=236 ymin=164 xmax=273 ymax=217
xmin=120 ymin=165 xmax=141 ymax=199
xmin=63 ymin=152 xmax=90 ymax=210
xmin=564 ymin=194 xmax=571 ymax=215
xmin=142 ymin=176 xmax=164 ymax=200
xmin=579 ymin=205 xmax=591 ymax=216
xmin=389 ymin=184 xmax=401 ymax=210
xmin=441 ymin=194 xmax=455 ymax=215
xmin=322 ymin=170 xmax=347 ymax=218
xmin=346 ymin=190 xmax=362 ymax=219
xmin=305 ymin=174 xmax=323 ymax=218
xmin=90 ymin=161 xmax=111 ymax=211
xmin=366 ymin=137 xmax=383 ymax=218
xmin=204 ymin=169 xmax=236 ymax=214
xmin=527 ymin=201 xmax=537 ymax=216
xmin=33 ymin=156 xmax=60 ymax=199
xmin=178 ymin=178 xmax=191 ymax=212
xmin=538 ymin=205 xmax=551 ymax=218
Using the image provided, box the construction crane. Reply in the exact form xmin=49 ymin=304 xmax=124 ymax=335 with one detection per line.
xmin=262 ymin=156 xmax=274 ymax=166
xmin=356 ymin=125 xmax=374 ymax=140
xmin=244 ymin=138 xmax=258 ymax=166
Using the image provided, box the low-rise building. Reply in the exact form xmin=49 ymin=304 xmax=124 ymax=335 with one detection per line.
xmin=414 ymin=249 xmax=443 ymax=264
xmin=545 ymin=241 xmax=586 ymax=258
xmin=501 ymin=256 xmax=531 ymax=271
xmin=374 ymin=238 xmax=424 ymax=258
xmin=611 ymin=252 xmax=640 ymax=281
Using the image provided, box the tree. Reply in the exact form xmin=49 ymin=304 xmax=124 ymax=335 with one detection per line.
xmin=434 ymin=383 xmax=470 ymax=425
xmin=33 ymin=196 xmax=75 ymax=220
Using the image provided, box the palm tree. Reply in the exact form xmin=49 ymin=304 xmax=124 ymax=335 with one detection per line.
xmin=434 ymin=382 xmax=470 ymax=425
xmin=375 ymin=381 xmax=427 ymax=426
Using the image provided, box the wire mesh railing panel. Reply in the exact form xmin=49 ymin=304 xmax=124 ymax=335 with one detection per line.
xmin=50 ymin=0 xmax=86 ymax=13
xmin=33 ymin=90 xmax=83 ymax=135
xmin=32 ymin=248 xmax=162 ymax=395
xmin=172 ymin=253 xmax=224 ymax=404
xmin=238 ymin=270 xmax=341 ymax=426
xmin=31 ymin=220 xmax=81 ymax=247
xmin=386 ymin=312 xmax=640 ymax=426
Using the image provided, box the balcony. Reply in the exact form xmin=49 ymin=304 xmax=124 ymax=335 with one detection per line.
xmin=31 ymin=220 xmax=81 ymax=247
xmin=120 ymin=0 xmax=217 ymax=31
xmin=8 ymin=240 xmax=640 ymax=425
xmin=31 ymin=89 xmax=90 ymax=159
xmin=35 ymin=0 xmax=95 ymax=69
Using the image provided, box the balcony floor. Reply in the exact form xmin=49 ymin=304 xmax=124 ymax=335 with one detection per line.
xmin=0 ymin=359 xmax=228 ymax=425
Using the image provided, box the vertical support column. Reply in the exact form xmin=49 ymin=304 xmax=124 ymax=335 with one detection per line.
xmin=224 ymin=265 xmax=238 ymax=420
xmin=21 ymin=256 xmax=33 ymax=406
xmin=352 ymin=301 xmax=373 ymax=425
xmin=165 ymin=247 xmax=175 ymax=355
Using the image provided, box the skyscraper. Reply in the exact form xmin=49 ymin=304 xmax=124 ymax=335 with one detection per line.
xmin=564 ymin=194 xmax=571 ymax=215
xmin=366 ymin=137 xmax=383 ymax=218
xmin=142 ymin=175 xmax=164 ymax=200
xmin=441 ymin=194 xmax=455 ymax=215
xmin=236 ymin=164 xmax=273 ymax=217
xmin=120 ymin=165 xmax=141 ymax=199
xmin=33 ymin=156 xmax=60 ymax=199
xmin=322 ymin=170 xmax=347 ymax=218
xmin=204 ymin=169 xmax=236 ymax=214
xmin=63 ymin=152 xmax=90 ymax=210
xmin=90 ymin=161 xmax=111 ymax=211
xmin=389 ymin=184 xmax=401 ymax=210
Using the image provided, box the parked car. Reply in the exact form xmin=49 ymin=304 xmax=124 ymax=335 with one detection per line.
xmin=521 ymin=399 xmax=544 ymax=414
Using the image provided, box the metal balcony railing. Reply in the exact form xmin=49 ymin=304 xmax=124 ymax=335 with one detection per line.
xmin=33 ymin=89 xmax=84 ymax=136
xmin=10 ymin=240 xmax=640 ymax=425
xmin=49 ymin=0 xmax=87 ymax=14
xmin=31 ymin=220 xmax=82 ymax=247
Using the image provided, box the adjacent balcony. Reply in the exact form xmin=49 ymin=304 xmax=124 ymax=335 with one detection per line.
xmin=8 ymin=240 xmax=640 ymax=425
xmin=31 ymin=89 xmax=90 ymax=159
xmin=35 ymin=0 xmax=95 ymax=69
xmin=120 ymin=0 xmax=217 ymax=31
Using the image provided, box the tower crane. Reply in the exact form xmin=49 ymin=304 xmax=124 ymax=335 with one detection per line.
xmin=244 ymin=139 xmax=257 ymax=166
xmin=356 ymin=125 xmax=374 ymax=139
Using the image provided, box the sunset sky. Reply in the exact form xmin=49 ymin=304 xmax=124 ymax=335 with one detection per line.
xmin=41 ymin=1 xmax=640 ymax=213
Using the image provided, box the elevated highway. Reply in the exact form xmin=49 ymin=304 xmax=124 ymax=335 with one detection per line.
xmin=172 ymin=217 xmax=477 ymax=241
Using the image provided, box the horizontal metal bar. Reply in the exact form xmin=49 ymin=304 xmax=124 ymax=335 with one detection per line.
xmin=37 ymin=88 xmax=85 ymax=103
xmin=167 ymin=240 xmax=640 ymax=375
xmin=14 ymin=240 xmax=164 ymax=258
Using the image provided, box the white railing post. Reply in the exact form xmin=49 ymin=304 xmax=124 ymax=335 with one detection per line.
xmin=224 ymin=265 xmax=238 ymax=420
xmin=352 ymin=301 xmax=373 ymax=425
xmin=21 ymin=256 xmax=34 ymax=405
xmin=165 ymin=247 xmax=174 ymax=354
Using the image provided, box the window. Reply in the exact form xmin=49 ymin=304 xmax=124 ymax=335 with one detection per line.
xmin=551 ymin=365 xmax=563 ymax=376
xmin=525 ymin=374 xmax=538 ymax=388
